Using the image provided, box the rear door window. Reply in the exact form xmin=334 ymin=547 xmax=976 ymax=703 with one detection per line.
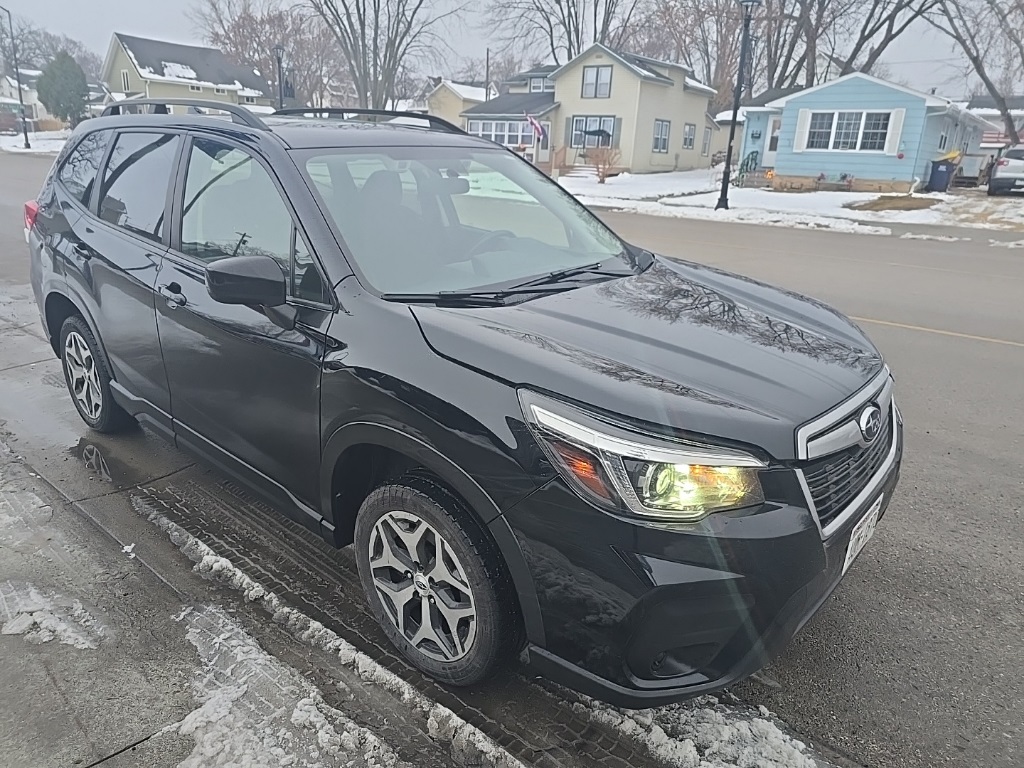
xmin=57 ymin=131 xmax=112 ymax=207
xmin=97 ymin=132 xmax=182 ymax=243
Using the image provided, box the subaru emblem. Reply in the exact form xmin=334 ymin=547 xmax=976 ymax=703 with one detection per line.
xmin=858 ymin=405 xmax=883 ymax=443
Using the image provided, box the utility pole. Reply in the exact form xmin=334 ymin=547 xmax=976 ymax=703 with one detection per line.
xmin=485 ymin=48 xmax=490 ymax=96
xmin=0 ymin=4 xmax=30 ymax=149
xmin=272 ymin=43 xmax=285 ymax=110
xmin=716 ymin=0 xmax=761 ymax=211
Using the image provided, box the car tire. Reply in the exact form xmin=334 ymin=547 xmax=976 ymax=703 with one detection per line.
xmin=354 ymin=474 xmax=521 ymax=686
xmin=59 ymin=315 xmax=134 ymax=433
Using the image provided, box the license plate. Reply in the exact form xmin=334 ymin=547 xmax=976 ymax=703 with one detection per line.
xmin=843 ymin=495 xmax=883 ymax=574
xmin=1014 ymin=179 xmax=1024 ymax=187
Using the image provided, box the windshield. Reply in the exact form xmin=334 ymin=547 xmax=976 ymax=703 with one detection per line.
xmin=295 ymin=145 xmax=627 ymax=295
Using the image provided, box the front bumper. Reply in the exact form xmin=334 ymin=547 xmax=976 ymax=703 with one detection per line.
xmin=505 ymin=409 xmax=903 ymax=709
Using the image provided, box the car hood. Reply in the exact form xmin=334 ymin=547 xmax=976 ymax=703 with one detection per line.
xmin=411 ymin=258 xmax=884 ymax=460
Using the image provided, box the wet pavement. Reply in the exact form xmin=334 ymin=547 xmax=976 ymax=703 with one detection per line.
xmin=3 ymin=150 xmax=1023 ymax=768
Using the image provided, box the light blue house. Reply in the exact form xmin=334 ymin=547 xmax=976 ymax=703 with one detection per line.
xmin=735 ymin=73 xmax=995 ymax=192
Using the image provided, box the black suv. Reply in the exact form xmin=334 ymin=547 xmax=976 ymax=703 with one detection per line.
xmin=27 ymin=101 xmax=902 ymax=707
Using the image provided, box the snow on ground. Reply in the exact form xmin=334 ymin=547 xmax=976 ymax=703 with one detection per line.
xmin=576 ymin=697 xmax=828 ymax=768
xmin=161 ymin=605 xmax=406 ymax=768
xmin=989 ymin=239 xmax=1024 ymax=248
xmin=560 ymin=168 xmax=722 ymax=201
xmin=0 ymin=130 xmax=69 ymax=154
xmin=131 ymin=493 xmax=526 ymax=768
xmin=0 ymin=581 xmax=107 ymax=649
xmin=900 ymin=232 xmax=972 ymax=242
xmin=133 ymin=493 xmax=834 ymax=768
xmin=560 ymin=169 xmax=1024 ymax=234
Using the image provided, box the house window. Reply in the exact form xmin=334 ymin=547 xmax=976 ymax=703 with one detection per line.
xmin=244 ymin=96 xmax=256 ymax=104
xmin=938 ymin=118 xmax=951 ymax=150
xmin=543 ymin=78 xmax=555 ymax=92
xmin=653 ymin=120 xmax=670 ymax=153
xmin=571 ymin=115 xmax=615 ymax=148
xmin=806 ymin=111 xmax=891 ymax=151
xmin=121 ymin=70 xmax=130 ymax=92
xmin=582 ymin=66 xmax=612 ymax=99
xmin=214 ymin=87 xmax=227 ymax=95
xmin=682 ymin=123 xmax=697 ymax=150
xmin=189 ymin=84 xmax=202 ymax=93
xmin=530 ymin=78 xmax=544 ymax=93
xmin=701 ymin=127 xmax=712 ymax=156
xmin=468 ymin=119 xmax=535 ymax=147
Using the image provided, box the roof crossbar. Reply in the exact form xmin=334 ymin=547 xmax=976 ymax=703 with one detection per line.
xmin=271 ymin=107 xmax=466 ymax=134
xmin=101 ymin=99 xmax=269 ymax=129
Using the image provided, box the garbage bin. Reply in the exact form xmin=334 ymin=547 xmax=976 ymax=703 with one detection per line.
xmin=927 ymin=160 xmax=956 ymax=192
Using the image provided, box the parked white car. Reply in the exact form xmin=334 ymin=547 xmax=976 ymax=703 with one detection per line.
xmin=988 ymin=145 xmax=1024 ymax=195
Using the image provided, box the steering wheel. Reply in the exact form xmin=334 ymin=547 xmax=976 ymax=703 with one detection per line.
xmin=467 ymin=230 xmax=515 ymax=259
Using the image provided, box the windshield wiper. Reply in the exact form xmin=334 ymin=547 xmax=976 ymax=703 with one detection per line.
xmin=508 ymin=261 xmax=634 ymax=291
xmin=381 ymin=285 xmax=572 ymax=307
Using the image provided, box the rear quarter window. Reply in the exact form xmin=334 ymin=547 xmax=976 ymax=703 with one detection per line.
xmin=57 ymin=131 xmax=112 ymax=207
xmin=1004 ymin=149 xmax=1024 ymax=160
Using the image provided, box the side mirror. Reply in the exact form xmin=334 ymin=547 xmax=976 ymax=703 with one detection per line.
xmin=206 ymin=255 xmax=286 ymax=307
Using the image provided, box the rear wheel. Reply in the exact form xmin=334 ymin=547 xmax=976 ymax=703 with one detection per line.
xmin=354 ymin=475 xmax=520 ymax=685
xmin=59 ymin=315 xmax=134 ymax=433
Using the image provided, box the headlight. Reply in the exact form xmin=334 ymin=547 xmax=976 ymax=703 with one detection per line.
xmin=520 ymin=391 xmax=766 ymax=523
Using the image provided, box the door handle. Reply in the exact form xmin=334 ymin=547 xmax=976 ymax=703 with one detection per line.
xmin=159 ymin=283 xmax=186 ymax=308
xmin=73 ymin=243 xmax=92 ymax=259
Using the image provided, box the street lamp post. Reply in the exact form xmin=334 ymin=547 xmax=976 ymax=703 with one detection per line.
xmin=715 ymin=0 xmax=761 ymax=211
xmin=272 ymin=44 xmax=285 ymax=111
xmin=0 ymin=4 xmax=31 ymax=149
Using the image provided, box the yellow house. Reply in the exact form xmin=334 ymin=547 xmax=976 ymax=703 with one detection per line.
xmin=462 ymin=44 xmax=720 ymax=174
xmin=426 ymin=80 xmax=496 ymax=127
xmin=101 ymin=33 xmax=274 ymax=114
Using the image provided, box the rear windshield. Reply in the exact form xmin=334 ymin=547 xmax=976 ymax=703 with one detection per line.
xmin=1004 ymin=149 xmax=1024 ymax=160
xmin=295 ymin=145 xmax=626 ymax=295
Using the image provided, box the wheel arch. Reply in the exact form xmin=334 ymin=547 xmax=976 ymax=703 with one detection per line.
xmin=321 ymin=421 xmax=546 ymax=645
xmin=43 ymin=291 xmax=114 ymax=377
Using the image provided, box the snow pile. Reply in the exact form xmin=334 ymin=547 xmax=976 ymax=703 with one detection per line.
xmin=899 ymin=232 xmax=971 ymax=243
xmin=0 ymin=581 xmax=106 ymax=649
xmin=575 ymin=695 xmax=826 ymax=768
xmin=989 ymin=238 xmax=1024 ymax=248
xmin=132 ymin=495 xmax=526 ymax=768
xmin=164 ymin=605 xmax=405 ymax=767
xmin=561 ymin=168 xmax=721 ymax=201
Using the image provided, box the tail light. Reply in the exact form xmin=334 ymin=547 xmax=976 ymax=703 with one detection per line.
xmin=996 ymin=159 xmax=1010 ymax=167
xmin=24 ymin=200 xmax=39 ymax=231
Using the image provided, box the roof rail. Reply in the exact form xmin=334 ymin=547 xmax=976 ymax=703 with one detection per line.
xmin=271 ymin=108 xmax=466 ymax=134
xmin=101 ymin=99 xmax=269 ymax=130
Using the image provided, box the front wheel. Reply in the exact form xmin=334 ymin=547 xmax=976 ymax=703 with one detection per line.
xmin=59 ymin=315 xmax=134 ymax=433
xmin=354 ymin=475 xmax=521 ymax=686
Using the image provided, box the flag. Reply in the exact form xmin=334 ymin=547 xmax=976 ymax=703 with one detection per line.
xmin=526 ymin=114 xmax=546 ymax=140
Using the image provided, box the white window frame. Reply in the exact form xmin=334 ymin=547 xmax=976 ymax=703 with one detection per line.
xmin=120 ymin=70 xmax=130 ymax=92
xmin=701 ymin=126 xmax=712 ymax=156
xmin=803 ymin=110 xmax=894 ymax=153
xmin=653 ymin=120 xmax=670 ymax=153
xmin=468 ymin=119 xmax=535 ymax=147
xmin=244 ymin=96 xmax=256 ymax=104
xmin=571 ymin=115 xmax=615 ymax=148
xmin=682 ymin=122 xmax=697 ymax=150
xmin=189 ymin=84 xmax=203 ymax=93
xmin=214 ymin=87 xmax=227 ymax=95
xmin=530 ymin=78 xmax=545 ymax=93
xmin=582 ymin=66 xmax=612 ymax=99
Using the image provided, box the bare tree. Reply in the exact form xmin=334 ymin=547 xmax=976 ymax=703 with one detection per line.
xmin=836 ymin=0 xmax=940 ymax=77
xmin=190 ymin=0 xmax=351 ymax=107
xmin=308 ymin=0 xmax=458 ymax=108
xmin=454 ymin=51 xmax=525 ymax=88
xmin=929 ymin=0 xmax=1022 ymax=144
xmin=486 ymin=0 xmax=642 ymax=64
xmin=0 ymin=15 xmax=102 ymax=79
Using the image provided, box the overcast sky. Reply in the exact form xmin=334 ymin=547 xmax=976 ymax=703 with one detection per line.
xmin=2 ymin=0 xmax=975 ymax=97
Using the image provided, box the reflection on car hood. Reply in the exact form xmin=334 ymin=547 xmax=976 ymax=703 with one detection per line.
xmin=412 ymin=258 xmax=883 ymax=459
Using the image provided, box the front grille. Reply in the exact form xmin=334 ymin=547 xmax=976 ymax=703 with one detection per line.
xmin=801 ymin=411 xmax=893 ymax=530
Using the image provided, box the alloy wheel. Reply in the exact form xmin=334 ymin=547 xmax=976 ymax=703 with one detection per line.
xmin=368 ymin=510 xmax=478 ymax=662
xmin=64 ymin=331 xmax=103 ymax=421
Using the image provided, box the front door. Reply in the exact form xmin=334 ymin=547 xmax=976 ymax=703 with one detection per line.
xmin=155 ymin=135 xmax=334 ymax=515
xmin=763 ymin=116 xmax=783 ymax=168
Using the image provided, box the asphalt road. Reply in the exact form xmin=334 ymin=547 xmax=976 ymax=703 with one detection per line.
xmin=2 ymin=150 xmax=1022 ymax=768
